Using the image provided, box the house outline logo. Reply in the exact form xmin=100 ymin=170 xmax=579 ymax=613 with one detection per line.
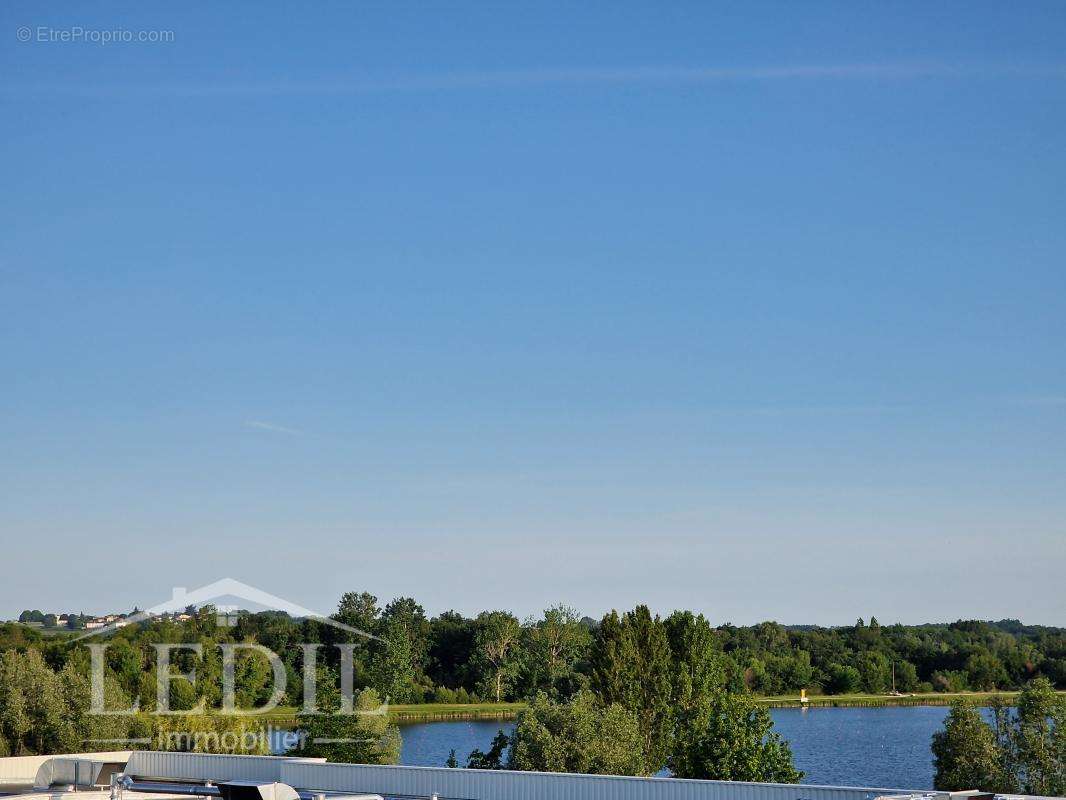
xmin=71 ymin=577 xmax=381 ymax=643
xmin=77 ymin=578 xmax=393 ymax=740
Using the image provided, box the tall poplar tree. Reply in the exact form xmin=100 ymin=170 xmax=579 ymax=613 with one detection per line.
xmin=591 ymin=606 xmax=673 ymax=772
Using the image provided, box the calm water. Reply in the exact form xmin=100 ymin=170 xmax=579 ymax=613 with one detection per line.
xmin=398 ymin=706 xmax=956 ymax=790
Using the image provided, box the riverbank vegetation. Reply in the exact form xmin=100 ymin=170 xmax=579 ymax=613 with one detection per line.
xmin=461 ymin=607 xmax=802 ymax=780
xmin=932 ymin=677 xmax=1064 ymax=796
xmin=6 ymin=596 xmax=1062 ymax=707
xmin=1 ymin=593 xmax=1063 ymax=779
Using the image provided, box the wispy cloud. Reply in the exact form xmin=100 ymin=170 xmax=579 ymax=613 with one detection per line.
xmin=8 ymin=62 xmax=1065 ymax=97
xmin=244 ymin=419 xmax=301 ymax=435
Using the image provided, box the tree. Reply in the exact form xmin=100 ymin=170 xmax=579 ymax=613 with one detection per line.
xmin=931 ymin=679 xmax=1065 ymax=796
xmin=329 ymin=591 xmax=381 ymax=680
xmin=369 ymin=618 xmax=415 ymax=704
xmin=0 ymin=649 xmax=135 ymax=756
xmin=589 ymin=611 xmax=633 ymax=706
xmin=467 ymin=730 xmax=510 ymax=769
xmin=966 ymin=653 xmax=1009 ymax=692
xmin=664 ymin=611 xmax=725 ymax=714
xmin=295 ymin=685 xmax=400 ymax=764
xmin=504 ymin=691 xmax=647 ymax=775
xmin=0 ymin=651 xmax=31 ymax=754
xmin=932 ymin=699 xmax=1008 ymax=792
xmin=474 ymin=611 xmax=522 ymax=702
xmin=933 ymin=670 xmax=971 ymax=693
xmin=784 ymin=650 xmax=815 ymax=692
xmin=591 ymin=606 xmax=674 ymax=772
xmin=1012 ymin=677 xmax=1065 ymax=796
xmin=523 ymin=605 xmax=590 ymax=698
xmin=743 ymin=657 xmax=771 ymax=694
xmin=336 ymin=591 xmax=381 ymax=635
xmin=623 ymin=606 xmax=674 ymax=772
xmin=895 ymin=660 xmax=920 ymax=692
xmin=381 ymin=597 xmax=429 ymax=674
xmin=671 ymin=690 xmax=802 ymax=782
xmin=664 ymin=611 xmax=726 ymax=770
xmin=427 ymin=611 xmax=477 ymax=691
xmin=231 ymin=646 xmax=276 ymax=709
xmin=827 ymin=663 xmax=862 ymax=694
xmin=0 ymin=649 xmax=67 ymax=754
xmin=151 ymin=714 xmax=270 ymax=754
xmin=106 ymin=639 xmax=144 ymax=702
xmin=858 ymin=651 xmax=892 ymax=694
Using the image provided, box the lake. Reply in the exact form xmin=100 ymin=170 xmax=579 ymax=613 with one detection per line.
xmin=398 ymin=706 xmax=956 ymax=790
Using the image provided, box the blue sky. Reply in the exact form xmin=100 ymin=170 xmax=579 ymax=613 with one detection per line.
xmin=1 ymin=2 xmax=1064 ymax=625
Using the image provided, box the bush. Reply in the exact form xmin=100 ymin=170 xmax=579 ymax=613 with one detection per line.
xmin=932 ymin=670 xmax=970 ymax=693
xmin=931 ymin=678 xmax=1065 ymax=796
xmin=932 ymin=699 xmax=1006 ymax=791
xmin=152 ymin=715 xmax=271 ymax=754
xmin=505 ymin=691 xmax=648 ymax=775
xmin=295 ymin=687 xmax=400 ymax=764
xmin=895 ymin=660 xmax=920 ymax=692
xmin=426 ymin=685 xmax=479 ymax=703
xmin=671 ymin=691 xmax=803 ymax=783
xmin=827 ymin=663 xmax=862 ymax=694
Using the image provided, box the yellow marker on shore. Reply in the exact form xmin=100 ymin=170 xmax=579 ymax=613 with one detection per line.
xmin=800 ymin=688 xmax=809 ymax=704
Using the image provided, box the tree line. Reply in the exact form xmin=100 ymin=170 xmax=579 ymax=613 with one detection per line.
xmin=13 ymin=599 xmax=1061 ymax=705
xmin=0 ymin=646 xmax=398 ymax=764
xmin=1 ymin=595 xmax=1064 ymax=782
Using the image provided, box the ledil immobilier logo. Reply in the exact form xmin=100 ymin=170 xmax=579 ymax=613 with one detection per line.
xmin=74 ymin=578 xmax=390 ymax=751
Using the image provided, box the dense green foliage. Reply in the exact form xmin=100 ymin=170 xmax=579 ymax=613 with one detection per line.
xmin=670 ymin=690 xmax=802 ymax=782
xmin=931 ymin=699 xmax=1008 ymax=792
xmin=500 ymin=691 xmax=646 ymax=774
xmin=0 ymin=649 xmax=272 ymax=757
xmin=5 ymin=604 xmax=1063 ymax=707
xmin=294 ymin=685 xmax=401 ymax=764
xmin=464 ymin=607 xmax=801 ymax=781
xmin=932 ymin=678 xmax=1065 ymax=795
xmin=591 ymin=606 xmax=674 ymax=771
xmin=0 ymin=649 xmax=133 ymax=756
xmin=2 ymin=597 xmax=1063 ymax=775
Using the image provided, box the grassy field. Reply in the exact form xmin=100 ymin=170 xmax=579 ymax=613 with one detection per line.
xmin=390 ymin=690 xmax=1066 ymax=718
xmin=387 ymin=702 xmax=528 ymax=722
xmin=230 ymin=701 xmax=525 ymax=724
xmin=236 ymin=691 xmax=1057 ymax=724
xmin=755 ymin=690 xmax=1036 ymax=708
xmin=385 ymin=691 xmax=1049 ymax=718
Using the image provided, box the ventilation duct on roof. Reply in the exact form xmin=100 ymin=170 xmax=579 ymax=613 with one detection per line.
xmin=34 ymin=758 xmax=123 ymax=789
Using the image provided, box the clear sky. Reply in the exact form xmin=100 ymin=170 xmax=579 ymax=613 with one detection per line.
xmin=1 ymin=2 xmax=1064 ymax=626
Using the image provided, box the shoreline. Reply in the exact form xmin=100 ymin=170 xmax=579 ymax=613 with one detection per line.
xmin=215 ymin=690 xmax=1057 ymax=725
xmin=386 ymin=691 xmax=1036 ymax=721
